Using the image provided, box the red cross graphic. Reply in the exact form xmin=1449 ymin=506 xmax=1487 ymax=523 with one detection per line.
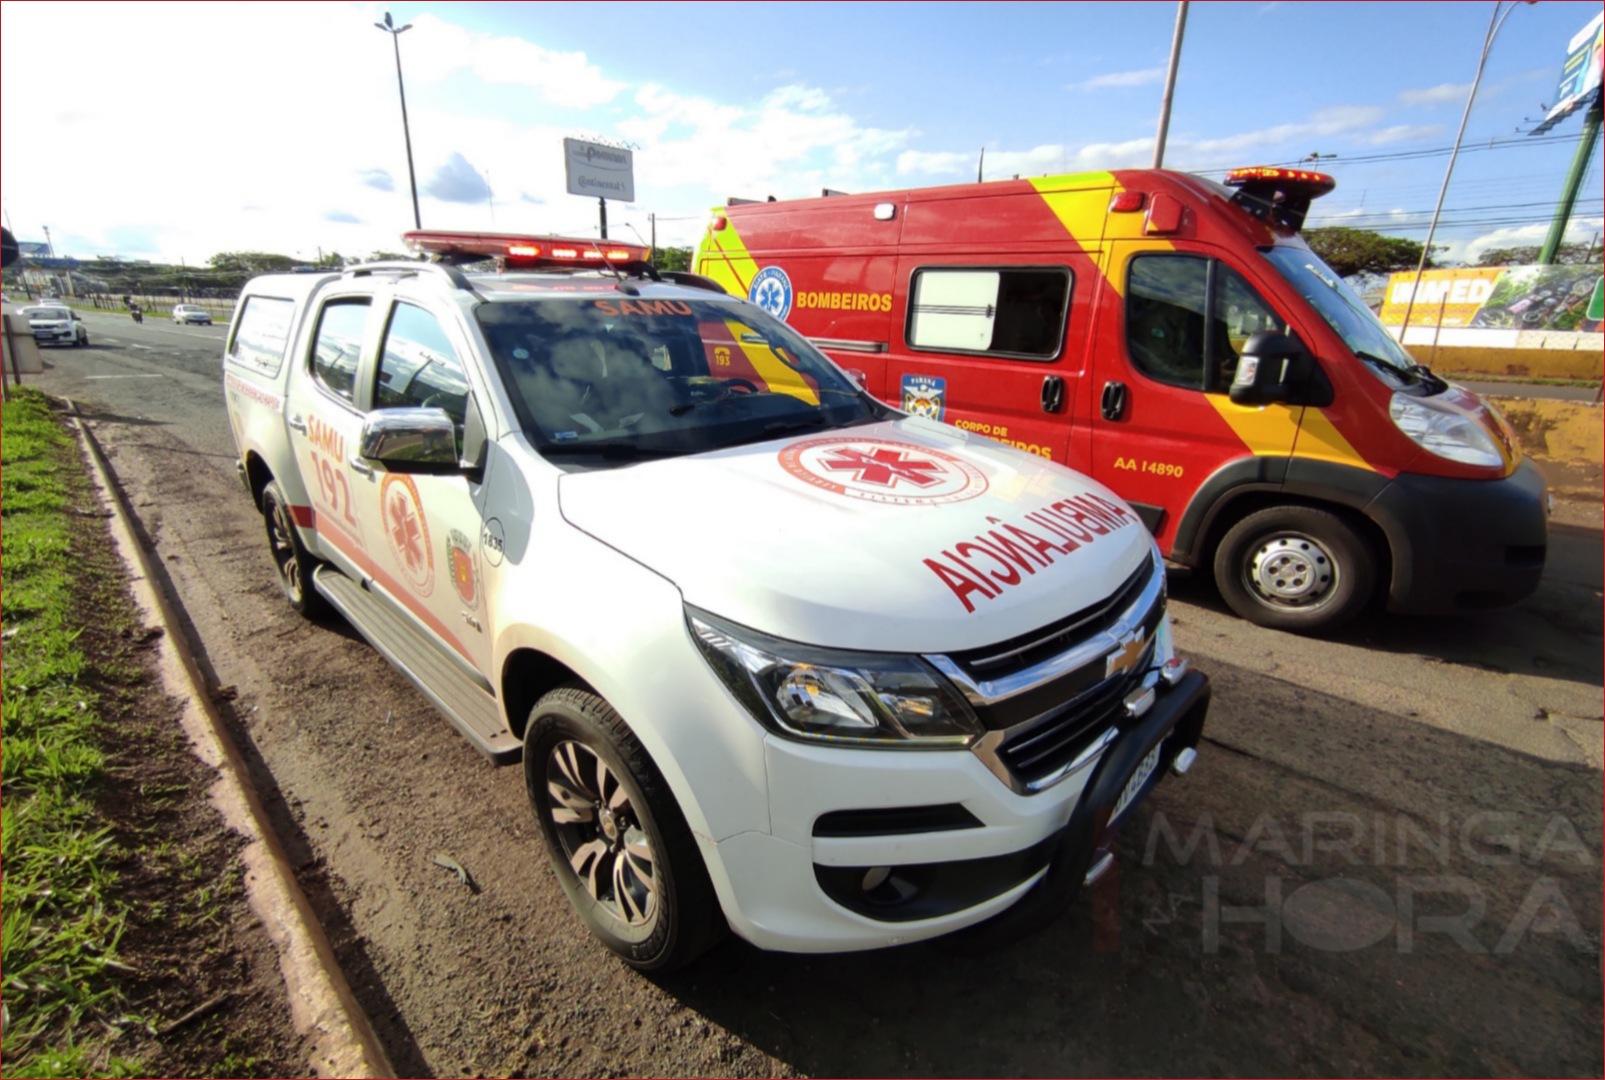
xmin=387 ymin=490 xmax=426 ymax=575
xmin=820 ymin=446 xmax=946 ymax=488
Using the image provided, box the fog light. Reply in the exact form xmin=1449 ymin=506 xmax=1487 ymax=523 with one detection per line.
xmin=1160 ymin=656 xmax=1189 ymax=687
xmin=861 ymin=866 xmax=891 ymax=891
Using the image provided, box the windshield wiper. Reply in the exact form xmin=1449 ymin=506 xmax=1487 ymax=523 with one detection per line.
xmin=758 ymin=415 xmax=827 ymax=439
xmin=539 ymin=441 xmax=685 ymax=461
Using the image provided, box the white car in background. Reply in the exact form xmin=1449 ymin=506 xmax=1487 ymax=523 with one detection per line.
xmin=21 ymin=304 xmax=88 ymax=346
xmin=172 ymin=303 xmax=214 ymax=325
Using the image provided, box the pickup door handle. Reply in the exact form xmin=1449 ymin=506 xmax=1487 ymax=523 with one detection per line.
xmin=1100 ymin=380 xmax=1128 ymax=421
xmin=1040 ymin=374 xmax=1065 ymax=414
xmin=347 ymin=456 xmax=375 ymax=477
xmin=287 ymin=415 xmax=309 ymax=434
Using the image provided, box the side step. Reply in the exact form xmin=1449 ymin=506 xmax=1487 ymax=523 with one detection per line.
xmin=313 ymin=565 xmax=521 ymax=764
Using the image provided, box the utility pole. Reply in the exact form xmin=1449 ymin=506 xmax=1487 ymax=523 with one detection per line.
xmin=1152 ymin=0 xmax=1189 ymax=168
xmin=977 ymin=147 xmax=985 ymax=183
xmin=375 ymin=12 xmax=422 ymax=230
xmin=599 ymin=197 xmax=608 ymax=240
xmin=41 ymin=224 xmax=53 ymax=258
xmin=1395 ymin=0 xmax=1525 ymax=344
xmin=1538 ymin=95 xmax=1602 ymax=264
xmin=649 ymin=213 xmax=657 ymax=263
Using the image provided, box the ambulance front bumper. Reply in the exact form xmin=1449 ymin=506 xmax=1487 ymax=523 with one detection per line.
xmin=699 ymin=669 xmax=1210 ymax=953
xmin=1370 ymin=458 xmax=1548 ymax=613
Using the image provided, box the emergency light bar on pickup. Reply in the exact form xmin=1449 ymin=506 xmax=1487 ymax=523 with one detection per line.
xmin=403 ymin=229 xmax=646 ymax=268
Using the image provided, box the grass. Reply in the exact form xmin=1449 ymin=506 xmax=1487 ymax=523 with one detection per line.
xmin=1 ymin=389 xmax=143 ymax=1077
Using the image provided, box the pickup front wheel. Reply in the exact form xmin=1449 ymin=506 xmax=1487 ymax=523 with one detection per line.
xmin=261 ymin=481 xmax=326 ymax=617
xmin=524 ymin=686 xmax=723 ymax=971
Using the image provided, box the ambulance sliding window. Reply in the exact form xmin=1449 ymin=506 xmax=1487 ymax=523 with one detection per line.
xmin=907 ymin=268 xmax=1070 ymax=359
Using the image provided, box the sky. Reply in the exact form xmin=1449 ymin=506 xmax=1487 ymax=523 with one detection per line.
xmin=2 ymin=0 xmax=1601 ymax=267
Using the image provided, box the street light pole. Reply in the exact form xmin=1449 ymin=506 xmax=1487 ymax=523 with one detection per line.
xmin=1395 ymin=0 xmax=1527 ymax=344
xmin=375 ymin=11 xmax=422 ymax=230
xmin=1152 ymin=0 xmax=1190 ymax=169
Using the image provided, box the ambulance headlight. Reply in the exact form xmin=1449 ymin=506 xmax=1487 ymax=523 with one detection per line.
xmin=1388 ymin=392 xmax=1503 ymax=468
xmin=688 ymin=608 xmax=981 ymax=747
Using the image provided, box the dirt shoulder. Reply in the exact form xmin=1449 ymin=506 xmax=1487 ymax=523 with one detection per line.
xmin=2 ymin=390 xmax=306 ymax=1076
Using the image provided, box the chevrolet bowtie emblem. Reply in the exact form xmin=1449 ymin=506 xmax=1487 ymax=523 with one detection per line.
xmin=1105 ymin=629 xmax=1149 ymax=678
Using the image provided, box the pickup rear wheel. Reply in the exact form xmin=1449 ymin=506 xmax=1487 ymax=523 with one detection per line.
xmin=1212 ymin=505 xmax=1375 ymax=633
xmin=260 ymin=481 xmax=327 ymax=617
xmin=524 ymin=686 xmax=723 ymax=972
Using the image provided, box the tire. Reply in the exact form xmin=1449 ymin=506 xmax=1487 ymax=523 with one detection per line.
xmin=1212 ymin=504 xmax=1375 ymax=633
xmin=260 ymin=481 xmax=327 ymax=617
xmin=524 ymin=686 xmax=723 ymax=972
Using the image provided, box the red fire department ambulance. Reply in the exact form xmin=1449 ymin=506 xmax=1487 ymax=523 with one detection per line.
xmin=693 ymin=167 xmax=1548 ymax=632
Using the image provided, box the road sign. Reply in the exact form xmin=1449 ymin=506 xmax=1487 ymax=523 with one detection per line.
xmin=563 ymin=138 xmax=634 ymax=203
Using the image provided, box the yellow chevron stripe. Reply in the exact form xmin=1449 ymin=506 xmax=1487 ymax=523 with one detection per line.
xmin=696 ymin=211 xmax=759 ymax=299
xmin=724 ymin=320 xmax=819 ymax=405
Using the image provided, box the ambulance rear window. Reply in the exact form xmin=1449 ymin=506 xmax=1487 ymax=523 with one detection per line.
xmin=906 ymin=267 xmax=1071 ymax=360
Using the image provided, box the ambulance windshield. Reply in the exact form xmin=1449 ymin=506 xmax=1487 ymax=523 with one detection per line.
xmin=1261 ymin=245 xmax=1423 ymax=385
xmin=476 ymin=296 xmax=884 ymax=461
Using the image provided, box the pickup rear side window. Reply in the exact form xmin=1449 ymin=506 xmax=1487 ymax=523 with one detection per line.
xmin=1125 ymin=254 xmax=1286 ymax=392
xmin=906 ymin=267 xmax=1071 ymax=360
xmin=375 ymin=303 xmax=470 ymax=427
xmin=227 ymin=295 xmax=294 ymax=376
xmin=309 ymin=298 xmax=370 ymax=404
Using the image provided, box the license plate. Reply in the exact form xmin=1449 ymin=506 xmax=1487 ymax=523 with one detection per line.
xmin=1112 ymin=740 xmax=1166 ymax=823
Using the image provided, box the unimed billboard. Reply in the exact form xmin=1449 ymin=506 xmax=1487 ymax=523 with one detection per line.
xmin=1381 ymin=265 xmax=1604 ymax=332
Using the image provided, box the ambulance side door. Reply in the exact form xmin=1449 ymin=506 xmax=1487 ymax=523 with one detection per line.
xmin=364 ymin=295 xmax=495 ymax=680
xmin=1090 ymin=242 xmax=1299 ymax=548
xmin=886 ymin=260 xmax=1083 ymax=464
xmin=284 ymin=289 xmax=384 ymax=579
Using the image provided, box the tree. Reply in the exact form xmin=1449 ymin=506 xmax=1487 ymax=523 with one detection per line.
xmin=1475 ymin=243 xmax=1600 ymax=267
xmin=1304 ymin=228 xmax=1429 ymax=277
xmin=366 ymin=250 xmax=413 ymax=262
xmin=208 ymin=251 xmax=296 ymax=273
xmin=652 ymin=246 xmax=692 ymax=273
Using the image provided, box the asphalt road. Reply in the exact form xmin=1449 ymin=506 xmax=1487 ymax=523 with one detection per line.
xmin=17 ymin=308 xmax=1604 ymax=1077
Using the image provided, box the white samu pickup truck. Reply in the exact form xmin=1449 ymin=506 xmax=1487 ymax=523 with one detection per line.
xmin=222 ymin=230 xmax=1210 ymax=970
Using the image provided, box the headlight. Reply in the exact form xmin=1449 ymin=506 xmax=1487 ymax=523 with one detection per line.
xmin=687 ymin=607 xmax=981 ymax=747
xmin=1388 ymin=392 xmax=1503 ymax=468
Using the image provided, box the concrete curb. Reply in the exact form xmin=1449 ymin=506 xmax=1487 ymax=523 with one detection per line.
xmin=65 ymin=402 xmax=395 ymax=1079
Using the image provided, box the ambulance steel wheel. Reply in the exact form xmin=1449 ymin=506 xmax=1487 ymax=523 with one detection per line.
xmin=1213 ymin=505 xmax=1374 ymax=633
xmin=260 ymin=481 xmax=327 ymax=618
xmin=524 ymin=686 xmax=723 ymax=972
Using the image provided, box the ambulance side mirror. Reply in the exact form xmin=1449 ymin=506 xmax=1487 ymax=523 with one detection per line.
xmin=1228 ymin=332 xmax=1329 ymax=407
xmin=359 ymin=407 xmax=461 ymax=474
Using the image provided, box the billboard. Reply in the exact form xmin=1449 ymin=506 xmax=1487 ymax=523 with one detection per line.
xmin=1381 ymin=265 xmax=1605 ymax=333
xmin=1530 ymin=10 xmax=1603 ymax=135
xmin=16 ymin=241 xmax=50 ymax=256
xmin=563 ymin=138 xmax=635 ymax=202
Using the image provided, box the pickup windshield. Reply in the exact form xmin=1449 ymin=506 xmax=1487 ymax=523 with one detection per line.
xmin=476 ymin=296 xmax=884 ymax=460
xmin=1261 ymin=245 xmax=1428 ymax=387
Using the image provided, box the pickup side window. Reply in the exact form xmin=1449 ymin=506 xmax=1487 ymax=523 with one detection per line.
xmin=906 ymin=267 xmax=1071 ymax=360
xmin=309 ymin=298 xmax=370 ymax=404
xmin=1126 ymin=255 xmax=1286 ymax=392
xmin=375 ymin=303 xmax=470 ymax=427
xmin=227 ymin=295 xmax=294 ymax=376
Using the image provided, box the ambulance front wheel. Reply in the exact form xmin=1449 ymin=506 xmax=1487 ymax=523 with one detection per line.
xmin=1213 ymin=505 xmax=1375 ymax=633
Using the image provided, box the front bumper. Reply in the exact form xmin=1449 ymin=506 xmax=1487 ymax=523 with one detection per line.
xmin=702 ymin=669 xmax=1210 ymax=952
xmin=1368 ymin=458 xmax=1548 ymax=612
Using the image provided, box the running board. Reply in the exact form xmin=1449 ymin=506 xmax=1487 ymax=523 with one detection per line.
xmin=313 ymin=565 xmax=521 ymax=764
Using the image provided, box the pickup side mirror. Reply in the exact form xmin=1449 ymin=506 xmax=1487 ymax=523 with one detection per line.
xmin=1228 ymin=332 xmax=1332 ymax=407
xmin=359 ymin=407 xmax=460 ymax=473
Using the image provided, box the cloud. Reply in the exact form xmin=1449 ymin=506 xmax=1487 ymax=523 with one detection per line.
xmin=325 ymin=210 xmax=362 ymax=224
xmin=425 ymin=153 xmax=491 ymax=204
xmin=1447 ymin=216 xmax=1605 ymax=265
xmin=1367 ymin=123 xmax=1443 ymax=146
xmin=401 ymin=13 xmax=624 ymax=109
xmin=1399 ymin=82 xmax=1471 ymax=106
xmin=1070 ymin=66 xmax=1165 ymax=91
xmin=359 ymin=168 xmax=394 ymax=192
